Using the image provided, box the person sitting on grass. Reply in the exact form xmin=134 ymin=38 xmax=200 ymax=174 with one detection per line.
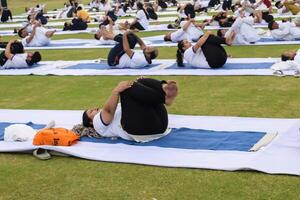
xmin=82 ymin=77 xmax=178 ymax=142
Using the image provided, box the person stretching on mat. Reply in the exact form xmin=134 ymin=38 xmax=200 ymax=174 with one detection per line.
xmin=164 ymin=18 xmax=206 ymax=42
xmin=176 ymin=31 xmax=235 ymax=68
xmin=18 ymin=21 xmax=56 ymax=47
xmin=104 ymin=30 xmax=158 ymax=68
xmin=82 ymin=77 xmax=178 ymax=142
xmin=0 ymin=39 xmax=41 ymax=69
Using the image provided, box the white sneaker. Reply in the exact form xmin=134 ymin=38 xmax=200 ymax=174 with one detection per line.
xmin=294 ymin=70 xmax=300 ymax=78
xmin=33 ymin=148 xmax=51 ymax=160
xmin=273 ymin=70 xmax=285 ymax=77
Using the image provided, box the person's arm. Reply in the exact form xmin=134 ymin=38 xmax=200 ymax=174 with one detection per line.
xmin=4 ymin=39 xmax=15 ymax=59
xmin=182 ymin=19 xmax=193 ymax=32
xmin=123 ymin=31 xmax=135 ymax=57
xmin=25 ymin=24 xmax=38 ymax=44
xmin=101 ymin=80 xmax=133 ymax=124
xmin=192 ymin=31 xmax=212 ymax=52
xmin=45 ymin=30 xmax=56 ymax=38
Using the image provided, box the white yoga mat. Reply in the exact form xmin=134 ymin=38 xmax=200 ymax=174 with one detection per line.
xmin=0 ymin=109 xmax=299 ymax=176
xmin=0 ymin=58 xmax=284 ymax=76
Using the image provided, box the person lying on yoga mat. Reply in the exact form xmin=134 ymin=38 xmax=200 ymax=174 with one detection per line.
xmin=0 ymin=39 xmax=41 ymax=69
xmin=216 ymin=15 xmax=261 ymax=45
xmin=268 ymin=20 xmax=300 ymax=41
xmin=176 ymin=31 xmax=235 ymax=68
xmin=271 ymin=49 xmax=300 ymax=76
xmin=104 ymin=30 xmax=158 ymax=68
xmin=164 ymin=18 xmax=206 ymax=42
xmin=18 ymin=21 xmax=56 ymax=47
xmin=82 ymin=77 xmax=178 ymax=142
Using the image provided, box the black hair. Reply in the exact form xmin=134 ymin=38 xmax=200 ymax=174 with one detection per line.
xmin=82 ymin=110 xmax=94 ymax=128
xmin=137 ymin=2 xmax=149 ymax=20
xmin=263 ymin=14 xmax=274 ymax=23
xmin=281 ymin=54 xmax=291 ymax=61
xmin=217 ymin=29 xmax=224 ymax=37
xmin=94 ymin=33 xmax=100 ymax=40
xmin=27 ymin=51 xmax=42 ymax=66
xmin=268 ymin=21 xmax=275 ymax=30
xmin=17 ymin=28 xmax=26 ymax=38
xmin=219 ymin=20 xmax=232 ymax=27
xmin=176 ymin=40 xmax=185 ymax=67
xmin=77 ymin=6 xmax=82 ymax=11
xmin=164 ymin=35 xmax=171 ymax=41
xmin=275 ymin=1 xmax=282 ymax=8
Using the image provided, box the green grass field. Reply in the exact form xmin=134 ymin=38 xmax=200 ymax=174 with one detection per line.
xmin=1 ymin=1 xmax=300 ymax=200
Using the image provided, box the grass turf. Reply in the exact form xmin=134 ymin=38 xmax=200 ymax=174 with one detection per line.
xmin=1 ymin=1 xmax=300 ymax=199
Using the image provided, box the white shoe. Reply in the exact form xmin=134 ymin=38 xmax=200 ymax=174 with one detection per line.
xmin=44 ymin=120 xmax=55 ymax=129
xmin=273 ymin=70 xmax=285 ymax=77
xmin=294 ymin=70 xmax=300 ymax=78
xmin=33 ymin=148 xmax=51 ymax=160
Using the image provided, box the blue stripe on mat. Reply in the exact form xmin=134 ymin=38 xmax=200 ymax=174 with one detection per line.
xmin=0 ymin=122 xmax=265 ymax=151
xmin=166 ymin=62 xmax=273 ymax=69
xmin=65 ymin=62 xmax=161 ymax=70
xmin=65 ymin=62 xmax=273 ymax=70
xmin=0 ymin=122 xmax=45 ymax=140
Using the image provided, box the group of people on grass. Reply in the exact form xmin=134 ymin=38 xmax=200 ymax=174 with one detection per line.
xmin=2 ymin=0 xmax=300 ymax=143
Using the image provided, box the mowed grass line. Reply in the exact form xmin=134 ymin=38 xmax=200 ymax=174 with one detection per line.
xmin=0 ymin=75 xmax=300 ymax=117
xmin=0 ymin=153 xmax=300 ymax=200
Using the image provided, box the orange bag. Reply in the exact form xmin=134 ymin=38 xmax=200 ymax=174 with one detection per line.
xmin=33 ymin=128 xmax=79 ymax=146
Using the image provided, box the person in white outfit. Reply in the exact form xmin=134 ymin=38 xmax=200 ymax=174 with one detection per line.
xmin=18 ymin=22 xmax=56 ymax=47
xmin=164 ymin=18 xmax=205 ymax=42
xmin=268 ymin=21 xmax=300 ymax=41
xmin=271 ymin=49 xmax=300 ymax=76
xmin=0 ymin=39 xmax=41 ymax=69
xmin=217 ymin=16 xmax=261 ymax=44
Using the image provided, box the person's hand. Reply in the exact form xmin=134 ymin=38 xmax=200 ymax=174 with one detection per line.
xmin=124 ymin=30 xmax=133 ymax=35
xmin=112 ymin=80 xmax=133 ymax=95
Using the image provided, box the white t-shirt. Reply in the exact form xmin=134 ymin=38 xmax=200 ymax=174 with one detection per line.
xmin=1 ymin=53 xmax=28 ymax=69
xmin=22 ymin=27 xmax=50 ymax=47
xmin=271 ymin=22 xmax=294 ymax=41
xmin=93 ymin=104 xmax=171 ymax=142
xmin=116 ymin=52 xmax=148 ymax=68
xmin=225 ymin=17 xmax=260 ymax=44
xmin=136 ymin=10 xmax=149 ymax=30
xmin=170 ymin=29 xmax=187 ymax=42
xmin=183 ymin=46 xmax=210 ymax=68
xmin=180 ymin=21 xmax=203 ymax=42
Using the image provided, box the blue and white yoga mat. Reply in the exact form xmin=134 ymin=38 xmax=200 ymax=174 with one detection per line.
xmin=0 ymin=109 xmax=299 ymax=176
xmin=0 ymin=58 xmax=281 ymax=76
xmin=0 ymin=122 xmax=266 ymax=152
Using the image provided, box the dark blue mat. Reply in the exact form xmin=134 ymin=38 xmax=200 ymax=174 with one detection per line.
xmin=0 ymin=122 xmax=265 ymax=151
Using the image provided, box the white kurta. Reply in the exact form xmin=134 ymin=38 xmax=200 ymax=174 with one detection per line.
xmin=225 ymin=17 xmax=260 ymax=44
